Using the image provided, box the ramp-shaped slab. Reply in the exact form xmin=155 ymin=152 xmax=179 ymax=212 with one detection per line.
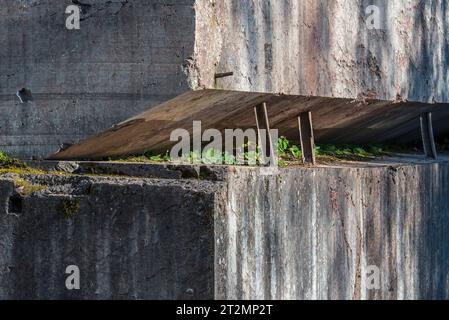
xmin=49 ymin=89 xmax=449 ymax=160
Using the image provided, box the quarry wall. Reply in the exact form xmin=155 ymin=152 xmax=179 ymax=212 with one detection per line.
xmin=195 ymin=0 xmax=449 ymax=103
xmin=2 ymin=0 xmax=449 ymax=159
xmin=0 ymin=159 xmax=448 ymax=299
xmin=217 ymin=162 xmax=449 ymax=299
xmin=0 ymin=172 xmax=220 ymax=299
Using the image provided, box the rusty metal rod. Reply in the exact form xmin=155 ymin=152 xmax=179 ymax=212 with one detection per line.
xmin=298 ymin=111 xmax=316 ymax=165
xmin=254 ymin=102 xmax=276 ymax=166
xmin=420 ymin=112 xmax=438 ymax=160
xmin=214 ymin=72 xmax=234 ymax=79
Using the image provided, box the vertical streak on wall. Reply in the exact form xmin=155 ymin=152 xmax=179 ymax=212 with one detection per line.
xmin=311 ymin=170 xmax=318 ymax=300
xmin=359 ymin=170 xmax=367 ymax=300
xmin=395 ymin=171 xmax=404 ymax=299
xmin=220 ymin=163 xmax=449 ymax=300
xmin=193 ymin=0 xmax=449 ymax=103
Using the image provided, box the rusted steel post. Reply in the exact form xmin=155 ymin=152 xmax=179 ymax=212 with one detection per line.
xmin=298 ymin=111 xmax=316 ymax=165
xmin=214 ymin=72 xmax=234 ymax=79
xmin=254 ymin=102 xmax=276 ymax=166
xmin=420 ymin=112 xmax=438 ymax=160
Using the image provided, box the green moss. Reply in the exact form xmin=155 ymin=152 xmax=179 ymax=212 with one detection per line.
xmin=62 ymin=198 xmax=81 ymax=219
xmin=0 ymin=167 xmax=46 ymax=175
xmin=0 ymin=151 xmax=46 ymax=175
xmin=0 ymin=150 xmax=73 ymax=176
xmin=111 ymin=151 xmax=171 ymax=164
xmin=0 ymin=151 xmax=24 ymax=168
xmin=14 ymin=178 xmax=47 ymax=196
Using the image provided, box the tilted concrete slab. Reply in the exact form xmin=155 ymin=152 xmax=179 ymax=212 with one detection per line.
xmin=49 ymin=89 xmax=449 ymax=160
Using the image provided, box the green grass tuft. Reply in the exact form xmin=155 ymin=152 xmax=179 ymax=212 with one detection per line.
xmin=13 ymin=178 xmax=47 ymax=196
xmin=106 ymin=137 xmax=418 ymax=167
xmin=0 ymin=151 xmax=46 ymax=174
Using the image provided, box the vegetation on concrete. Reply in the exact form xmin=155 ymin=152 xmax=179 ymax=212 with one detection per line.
xmin=13 ymin=178 xmax=47 ymax=196
xmin=0 ymin=151 xmax=45 ymax=175
xmin=2 ymin=135 xmax=442 ymax=173
xmin=62 ymin=198 xmax=81 ymax=219
xmin=276 ymin=136 xmax=397 ymax=166
xmin=109 ymin=137 xmax=409 ymax=167
xmin=111 ymin=151 xmax=171 ymax=163
xmin=0 ymin=151 xmax=24 ymax=168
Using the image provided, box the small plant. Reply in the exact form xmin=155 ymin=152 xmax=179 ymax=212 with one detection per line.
xmin=290 ymin=145 xmax=302 ymax=159
xmin=0 ymin=150 xmax=46 ymax=174
xmin=62 ymin=198 xmax=81 ymax=219
xmin=144 ymin=151 xmax=171 ymax=162
xmin=0 ymin=151 xmax=26 ymax=168
xmin=276 ymin=136 xmax=305 ymax=161
xmin=223 ymin=151 xmax=236 ymax=165
xmin=201 ymin=148 xmax=224 ymax=165
xmin=14 ymin=178 xmax=47 ymax=196
xmin=277 ymin=136 xmax=290 ymax=156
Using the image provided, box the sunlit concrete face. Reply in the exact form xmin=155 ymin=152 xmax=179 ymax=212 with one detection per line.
xmin=193 ymin=0 xmax=449 ymax=104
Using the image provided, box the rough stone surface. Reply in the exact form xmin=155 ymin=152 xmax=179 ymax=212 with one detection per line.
xmin=195 ymin=0 xmax=449 ymax=103
xmin=0 ymin=173 xmax=220 ymax=299
xmin=2 ymin=0 xmax=449 ymax=159
xmin=0 ymin=0 xmax=195 ymax=158
xmin=0 ymin=159 xmax=449 ymax=299
xmin=24 ymin=160 xmax=230 ymax=181
xmin=217 ymin=162 xmax=449 ymax=299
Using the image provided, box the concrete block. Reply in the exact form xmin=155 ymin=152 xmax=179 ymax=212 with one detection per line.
xmin=0 ymin=158 xmax=449 ymax=299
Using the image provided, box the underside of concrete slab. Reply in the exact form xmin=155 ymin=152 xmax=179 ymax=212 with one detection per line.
xmin=49 ymin=89 xmax=449 ymax=160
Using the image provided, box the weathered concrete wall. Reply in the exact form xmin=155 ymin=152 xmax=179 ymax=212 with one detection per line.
xmin=1 ymin=0 xmax=448 ymax=158
xmin=194 ymin=0 xmax=449 ymax=103
xmin=0 ymin=173 xmax=220 ymax=299
xmin=216 ymin=162 xmax=449 ymax=299
xmin=0 ymin=0 xmax=195 ymax=158
xmin=0 ymin=0 xmax=449 ymax=158
xmin=1 ymin=159 xmax=448 ymax=299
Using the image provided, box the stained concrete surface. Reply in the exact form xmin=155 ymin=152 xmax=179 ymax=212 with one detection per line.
xmin=0 ymin=157 xmax=449 ymax=299
xmin=195 ymin=0 xmax=449 ymax=103
xmin=1 ymin=0 xmax=195 ymax=158
xmin=0 ymin=172 xmax=220 ymax=299
xmin=2 ymin=1 xmax=449 ymax=158
xmin=218 ymin=159 xmax=449 ymax=299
